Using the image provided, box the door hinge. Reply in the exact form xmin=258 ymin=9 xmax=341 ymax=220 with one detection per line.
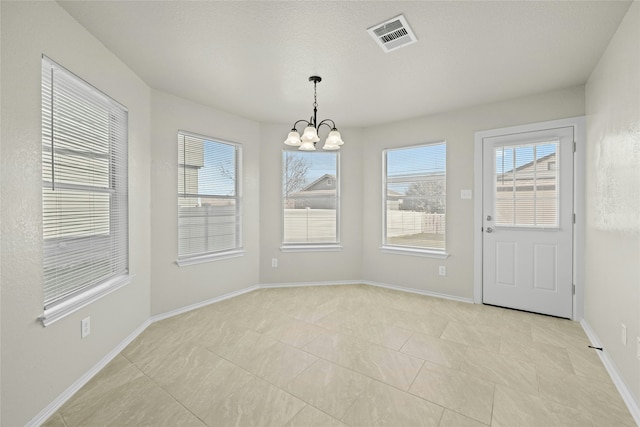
xmin=572 ymin=284 xmax=576 ymax=295
xmin=573 ymin=213 xmax=576 ymax=224
xmin=573 ymin=141 xmax=577 ymax=152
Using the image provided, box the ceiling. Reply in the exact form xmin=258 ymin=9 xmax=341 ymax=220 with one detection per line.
xmin=58 ymin=1 xmax=632 ymax=128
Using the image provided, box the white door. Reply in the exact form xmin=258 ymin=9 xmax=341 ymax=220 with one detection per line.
xmin=482 ymin=126 xmax=574 ymax=318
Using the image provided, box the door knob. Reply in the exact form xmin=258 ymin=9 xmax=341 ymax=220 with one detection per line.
xmin=486 ymin=227 xmax=494 ymax=233
xmin=486 ymin=215 xmax=492 ymax=221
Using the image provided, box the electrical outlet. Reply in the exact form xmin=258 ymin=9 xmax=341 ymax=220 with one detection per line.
xmin=271 ymin=258 xmax=278 ymax=268
xmin=438 ymin=266 xmax=446 ymax=276
xmin=621 ymin=323 xmax=627 ymax=346
xmin=81 ymin=317 xmax=91 ymax=339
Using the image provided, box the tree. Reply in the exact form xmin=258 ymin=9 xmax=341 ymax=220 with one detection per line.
xmin=283 ymin=154 xmax=311 ymax=199
xmin=401 ymin=180 xmax=445 ymax=213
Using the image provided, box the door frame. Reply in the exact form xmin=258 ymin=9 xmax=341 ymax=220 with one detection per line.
xmin=473 ymin=116 xmax=585 ymax=320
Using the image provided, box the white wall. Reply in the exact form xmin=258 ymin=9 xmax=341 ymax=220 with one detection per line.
xmin=0 ymin=2 xmax=151 ymax=426
xmin=259 ymin=125 xmax=363 ymax=284
xmin=361 ymin=87 xmax=585 ymax=298
xmin=585 ymin=1 xmax=640 ymax=405
xmin=150 ymin=90 xmax=261 ymax=315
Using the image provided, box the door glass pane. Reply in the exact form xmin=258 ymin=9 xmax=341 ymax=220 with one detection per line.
xmin=494 ymin=141 xmax=558 ymax=227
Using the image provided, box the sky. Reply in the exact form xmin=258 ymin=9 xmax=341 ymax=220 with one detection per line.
xmin=197 ymin=139 xmax=236 ymax=196
xmin=386 ymin=143 xmax=446 ymax=177
xmin=283 ymin=150 xmax=337 ymax=184
xmin=495 ymin=142 xmax=557 ymax=174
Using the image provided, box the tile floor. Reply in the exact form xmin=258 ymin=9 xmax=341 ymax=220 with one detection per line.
xmin=43 ymin=284 xmax=636 ymax=426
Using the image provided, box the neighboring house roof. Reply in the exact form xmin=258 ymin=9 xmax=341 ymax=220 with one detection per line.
xmin=288 ymin=189 xmax=336 ymax=199
xmin=300 ymin=174 xmax=336 ymax=192
xmin=499 ymin=152 xmax=555 ymax=175
xmin=387 ymin=189 xmax=403 ymax=199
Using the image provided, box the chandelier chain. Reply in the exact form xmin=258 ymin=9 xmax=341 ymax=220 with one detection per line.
xmin=313 ymin=81 xmax=318 ymax=109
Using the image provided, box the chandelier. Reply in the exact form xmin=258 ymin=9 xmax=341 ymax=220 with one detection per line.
xmin=283 ymin=76 xmax=344 ymax=151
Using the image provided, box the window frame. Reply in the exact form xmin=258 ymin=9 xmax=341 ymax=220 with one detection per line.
xmin=176 ymin=130 xmax=243 ymax=266
xmin=39 ymin=55 xmax=131 ymax=326
xmin=381 ymin=141 xmax=448 ymax=259
xmin=281 ymin=149 xmax=341 ymax=252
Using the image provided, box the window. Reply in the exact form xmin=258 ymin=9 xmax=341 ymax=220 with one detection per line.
xmin=494 ymin=141 xmax=559 ymax=227
xmin=41 ymin=56 xmax=129 ymax=325
xmin=383 ymin=142 xmax=446 ymax=255
xmin=282 ymin=150 xmax=339 ymax=249
xmin=177 ymin=131 xmax=242 ymax=265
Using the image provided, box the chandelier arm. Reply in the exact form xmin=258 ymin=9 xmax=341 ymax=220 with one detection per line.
xmin=317 ymin=119 xmax=338 ymax=131
xmin=291 ymin=119 xmax=312 ymax=131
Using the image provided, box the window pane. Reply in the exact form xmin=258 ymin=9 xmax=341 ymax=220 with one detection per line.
xmin=283 ymin=151 xmax=338 ymax=244
xmin=494 ymin=141 xmax=558 ymax=227
xmin=178 ymin=133 xmax=241 ymax=259
xmin=384 ymin=143 xmax=446 ymax=251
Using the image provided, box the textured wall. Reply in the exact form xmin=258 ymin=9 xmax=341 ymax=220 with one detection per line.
xmin=585 ymin=1 xmax=640 ymax=404
xmin=0 ymin=2 xmax=151 ymax=425
xmin=361 ymin=86 xmax=585 ymax=298
xmin=150 ymin=90 xmax=261 ymax=315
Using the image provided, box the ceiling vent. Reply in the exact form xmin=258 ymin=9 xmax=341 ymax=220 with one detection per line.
xmin=367 ymin=14 xmax=417 ymax=53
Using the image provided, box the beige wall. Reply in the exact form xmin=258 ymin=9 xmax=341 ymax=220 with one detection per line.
xmin=361 ymin=86 xmax=585 ymax=298
xmin=259 ymin=124 xmax=364 ymax=284
xmin=150 ymin=90 xmax=261 ymax=315
xmin=585 ymin=1 xmax=640 ymax=404
xmin=0 ymin=2 xmax=151 ymax=426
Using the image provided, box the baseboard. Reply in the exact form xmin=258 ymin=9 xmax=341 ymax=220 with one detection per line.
xmin=363 ymin=280 xmax=474 ymax=304
xmin=150 ymin=285 xmax=261 ymax=323
xmin=27 ymin=319 xmax=152 ymax=427
xmin=580 ymin=319 xmax=640 ymax=425
xmin=258 ymin=280 xmax=362 ymax=289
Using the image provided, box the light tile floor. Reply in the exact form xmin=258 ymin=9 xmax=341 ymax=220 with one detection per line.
xmin=43 ymin=284 xmax=636 ymax=426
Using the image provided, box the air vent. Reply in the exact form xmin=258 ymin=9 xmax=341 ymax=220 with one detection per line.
xmin=367 ymin=14 xmax=417 ymax=53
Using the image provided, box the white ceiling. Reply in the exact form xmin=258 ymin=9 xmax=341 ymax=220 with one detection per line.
xmin=59 ymin=1 xmax=631 ymax=128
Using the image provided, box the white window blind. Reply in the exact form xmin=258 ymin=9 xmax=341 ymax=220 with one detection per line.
xmin=178 ymin=132 xmax=241 ymax=262
xmin=494 ymin=141 xmax=559 ymax=227
xmin=41 ymin=56 xmax=129 ymax=312
xmin=384 ymin=142 xmax=446 ymax=252
xmin=282 ymin=151 xmax=339 ymax=246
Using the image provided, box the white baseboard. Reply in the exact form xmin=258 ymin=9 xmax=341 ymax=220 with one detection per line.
xmin=28 ymin=280 xmax=473 ymax=426
xmin=258 ymin=280 xmax=362 ymax=289
xmin=150 ymin=285 xmax=260 ymax=323
xmin=27 ymin=319 xmax=152 ymax=427
xmin=580 ymin=319 xmax=640 ymax=425
xmin=362 ymin=280 xmax=474 ymax=304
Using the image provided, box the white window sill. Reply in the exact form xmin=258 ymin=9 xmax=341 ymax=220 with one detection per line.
xmin=280 ymin=244 xmax=343 ymax=253
xmin=39 ymin=274 xmax=133 ymax=327
xmin=176 ymin=249 xmax=245 ymax=267
xmin=380 ymin=245 xmax=449 ymax=259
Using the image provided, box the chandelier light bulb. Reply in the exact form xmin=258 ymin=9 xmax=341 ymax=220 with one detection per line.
xmin=301 ymin=126 xmax=320 ymax=143
xmin=325 ymin=130 xmax=344 ymax=146
xmin=299 ymin=140 xmax=316 ymax=151
xmin=283 ymin=130 xmax=302 ymax=146
xmin=322 ymin=139 xmax=340 ymax=150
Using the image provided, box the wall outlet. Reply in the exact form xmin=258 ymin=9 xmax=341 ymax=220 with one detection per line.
xmin=621 ymin=323 xmax=627 ymax=346
xmin=460 ymin=189 xmax=472 ymax=199
xmin=81 ymin=317 xmax=91 ymax=339
xmin=438 ymin=266 xmax=446 ymax=276
xmin=271 ymin=258 xmax=278 ymax=268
